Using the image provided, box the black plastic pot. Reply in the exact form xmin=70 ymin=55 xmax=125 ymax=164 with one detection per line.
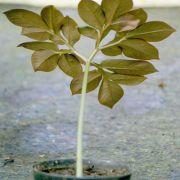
xmin=33 ymin=159 xmax=131 ymax=180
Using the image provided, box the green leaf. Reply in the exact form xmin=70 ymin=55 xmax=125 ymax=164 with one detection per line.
xmin=49 ymin=34 xmax=65 ymax=45
xmin=62 ymin=16 xmax=80 ymax=46
xmin=72 ymin=54 xmax=86 ymax=65
xmin=18 ymin=42 xmax=58 ymax=51
xmin=21 ymin=28 xmax=50 ymax=41
xmin=78 ymin=26 xmax=98 ymax=39
xmin=70 ymin=70 xmax=102 ymax=94
xmin=120 ymin=39 xmax=159 ymax=60
xmin=100 ymin=26 xmax=112 ymax=40
xmin=110 ymin=74 xmax=147 ymax=85
xmin=101 ymin=25 xmax=128 ymax=42
xmin=100 ymin=59 xmax=158 ymax=75
xmin=41 ymin=5 xmax=64 ymax=33
xmin=128 ymin=8 xmax=147 ymax=25
xmin=49 ymin=33 xmax=65 ymax=45
xmin=126 ymin=21 xmax=175 ymax=42
xmin=115 ymin=31 xmax=129 ymax=40
xmin=100 ymin=31 xmax=127 ymax=56
xmin=98 ymin=80 xmax=124 ymax=108
xmin=58 ymin=54 xmax=82 ymax=77
xmin=31 ymin=50 xmax=59 ymax=72
xmin=101 ymin=46 xmax=122 ymax=56
xmin=101 ymin=0 xmax=133 ymax=25
xmin=110 ymin=13 xmax=140 ymax=32
xmin=101 ymin=28 xmax=128 ymax=44
xmin=78 ymin=0 xmax=105 ymax=30
xmin=4 ymin=9 xmax=48 ymax=29
xmin=100 ymin=0 xmax=134 ymax=39
xmin=59 ymin=49 xmax=73 ymax=54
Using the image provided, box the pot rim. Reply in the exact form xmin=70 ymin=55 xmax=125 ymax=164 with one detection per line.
xmin=33 ymin=159 xmax=131 ymax=179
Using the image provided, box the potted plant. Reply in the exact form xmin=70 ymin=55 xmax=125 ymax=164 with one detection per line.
xmin=4 ymin=0 xmax=175 ymax=179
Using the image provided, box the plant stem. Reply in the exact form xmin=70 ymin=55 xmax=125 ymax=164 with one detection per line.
xmin=65 ymin=42 xmax=87 ymax=65
xmin=48 ymin=32 xmax=87 ymax=64
xmin=99 ymin=37 xmax=126 ymax=50
xmin=76 ymin=48 xmax=98 ymax=177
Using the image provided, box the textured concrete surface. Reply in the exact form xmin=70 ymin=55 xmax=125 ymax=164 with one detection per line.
xmin=0 ymin=4 xmax=180 ymax=180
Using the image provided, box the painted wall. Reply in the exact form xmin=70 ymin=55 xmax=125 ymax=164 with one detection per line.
xmin=0 ymin=0 xmax=180 ymax=7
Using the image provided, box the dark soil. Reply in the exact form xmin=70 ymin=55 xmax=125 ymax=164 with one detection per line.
xmin=43 ymin=166 xmax=129 ymax=177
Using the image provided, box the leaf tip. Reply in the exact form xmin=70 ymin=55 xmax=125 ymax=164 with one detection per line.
xmin=70 ymin=85 xmax=79 ymax=96
xmin=71 ymin=90 xmax=80 ymax=96
xmin=108 ymin=104 xmax=115 ymax=109
xmin=71 ymin=91 xmax=75 ymax=96
xmin=172 ymin=28 xmax=176 ymax=33
xmin=172 ymin=27 xmax=176 ymax=31
xmin=169 ymin=25 xmax=176 ymax=33
xmin=3 ymin=10 xmax=8 ymax=15
xmin=155 ymin=54 xmax=160 ymax=60
xmin=17 ymin=43 xmax=23 ymax=47
xmin=71 ymin=91 xmax=76 ymax=95
xmin=3 ymin=9 xmax=14 ymax=18
xmin=101 ymin=103 xmax=114 ymax=109
xmin=108 ymin=105 xmax=114 ymax=109
xmin=155 ymin=68 xmax=159 ymax=73
xmin=32 ymin=66 xmax=39 ymax=72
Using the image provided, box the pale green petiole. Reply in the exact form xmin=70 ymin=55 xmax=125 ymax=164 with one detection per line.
xmin=76 ymin=48 xmax=99 ymax=177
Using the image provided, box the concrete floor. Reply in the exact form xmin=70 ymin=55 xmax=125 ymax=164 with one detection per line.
xmin=0 ymin=4 xmax=180 ymax=180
